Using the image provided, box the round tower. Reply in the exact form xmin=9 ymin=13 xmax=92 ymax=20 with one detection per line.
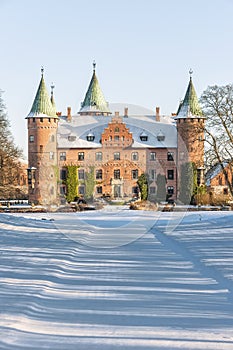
xmin=26 ymin=68 xmax=58 ymax=206
xmin=175 ymin=72 xmax=205 ymax=187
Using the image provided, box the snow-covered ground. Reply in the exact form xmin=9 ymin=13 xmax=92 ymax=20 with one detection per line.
xmin=0 ymin=207 xmax=233 ymax=349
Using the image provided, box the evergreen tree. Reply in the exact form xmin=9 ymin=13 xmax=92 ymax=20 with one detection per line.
xmin=137 ymin=173 xmax=148 ymax=200
xmin=179 ymin=162 xmax=195 ymax=204
xmin=156 ymin=174 xmax=166 ymax=202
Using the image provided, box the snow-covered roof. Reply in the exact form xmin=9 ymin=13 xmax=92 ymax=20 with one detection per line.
xmin=205 ymin=162 xmax=228 ymax=186
xmin=57 ymin=114 xmax=177 ymax=149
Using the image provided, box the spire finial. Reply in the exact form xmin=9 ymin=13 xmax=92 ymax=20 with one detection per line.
xmin=189 ymin=68 xmax=193 ymax=80
xmin=51 ymin=82 xmax=55 ymax=98
xmin=93 ymin=60 xmax=96 ymax=72
xmin=41 ymin=66 xmax=44 ymax=76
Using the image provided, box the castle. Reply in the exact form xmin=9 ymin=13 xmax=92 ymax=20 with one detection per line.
xmin=26 ymin=64 xmax=205 ymax=205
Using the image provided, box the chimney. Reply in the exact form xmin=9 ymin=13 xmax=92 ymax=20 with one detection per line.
xmin=124 ymin=107 xmax=128 ymax=117
xmin=67 ymin=107 xmax=71 ymax=122
xmin=115 ymin=111 xmax=120 ymax=117
xmin=155 ymin=107 xmax=160 ymax=122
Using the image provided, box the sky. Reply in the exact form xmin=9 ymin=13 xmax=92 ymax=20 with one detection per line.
xmin=0 ymin=0 xmax=233 ymax=157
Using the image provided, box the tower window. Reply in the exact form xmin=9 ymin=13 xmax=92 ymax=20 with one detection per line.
xmin=33 ymin=118 xmax=35 ymax=123
xmin=114 ymin=152 xmax=120 ymax=160
xmin=95 ymin=152 xmax=102 ymax=161
xmin=167 ymin=170 xmax=174 ymax=180
xmin=114 ymin=169 xmax=120 ymax=179
xmin=132 ymin=152 xmax=138 ymax=161
xmin=40 ymin=145 xmax=43 ymax=153
xmin=40 ymin=118 xmax=43 ymax=123
xmin=167 ymin=152 xmax=174 ymax=161
xmin=78 ymin=152 xmax=84 ymax=161
xmin=29 ymin=135 xmax=34 ymax=143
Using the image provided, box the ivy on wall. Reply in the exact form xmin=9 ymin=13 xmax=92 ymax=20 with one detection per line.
xmin=84 ymin=166 xmax=95 ymax=201
xmin=66 ymin=165 xmax=79 ymax=202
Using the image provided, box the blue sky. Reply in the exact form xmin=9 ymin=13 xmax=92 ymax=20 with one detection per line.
xmin=0 ymin=0 xmax=233 ymax=156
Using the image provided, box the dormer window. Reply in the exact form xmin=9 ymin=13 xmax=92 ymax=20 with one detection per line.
xmin=140 ymin=131 xmax=148 ymax=141
xmin=86 ymin=132 xmax=95 ymax=141
xmin=157 ymin=131 xmax=165 ymax=141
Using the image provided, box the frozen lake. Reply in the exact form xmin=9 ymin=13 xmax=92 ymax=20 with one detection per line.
xmin=0 ymin=207 xmax=233 ymax=349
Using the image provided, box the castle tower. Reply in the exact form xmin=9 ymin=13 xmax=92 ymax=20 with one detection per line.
xmin=26 ymin=68 xmax=58 ymax=205
xmin=175 ymin=71 xmax=205 ymax=187
xmin=79 ymin=62 xmax=111 ymax=116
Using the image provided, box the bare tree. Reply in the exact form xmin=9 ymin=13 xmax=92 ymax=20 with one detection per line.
xmin=0 ymin=90 xmax=23 ymax=197
xmin=200 ymin=84 xmax=233 ymax=196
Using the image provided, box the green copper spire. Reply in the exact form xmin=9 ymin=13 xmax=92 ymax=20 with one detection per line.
xmin=175 ymin=70 xmax=203 ymax=119
xmin=28 ymin=68 xmax=57 ymax=118
xmin=79 ymin=62 xmax=111 ymax=115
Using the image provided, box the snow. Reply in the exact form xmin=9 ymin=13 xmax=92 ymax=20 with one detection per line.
xmin=0 ymin=208 xmax=233 ymax=349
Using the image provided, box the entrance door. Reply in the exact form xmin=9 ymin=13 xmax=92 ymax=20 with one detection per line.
xmin=114 ymin=185 xmax=121 ymax=198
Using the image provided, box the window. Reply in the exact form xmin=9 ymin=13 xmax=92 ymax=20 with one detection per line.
xmin=29 ymin=135 xmax=34 ymax=143
xmin=60 ymin=152 xmax=66 ymax=161
xmin=132 ymin=152 xmax=138 ymax=161
xmin=49 ymin=152 xmax=54 ymax=160
xmin=115 ymin=127 xmax=120 ymax=132
xmin=114 ymin=169 xmax=120 ymax=179
xmin=78 ymin=186 xmax=85 ymax=195
xmin=149 ymin=169 xmax=156 ymax=180
xmin=114 ymin=135 xmax=119 ymax=141
xmin=40 ymin=118 xmax=43 ymax=123
xmin=167 ymin=186 xmax=174 ymax=195
xmin=96 ymin=169 xmax=103 ymax=180
xmin=132 ymin=169 xmax=138 ymax=179
xmin=149 ymin=186 xmax=156 ymax=194
xmin=167 ymin=170 xmax=174 ymax=180
xmin=60 ymin=169 xmax=67 ymax=180
xmin=132 ymin=186 xmax=139 ymax=194
xmin=78 ymin=169 xmax=85 ymax=180
xmin=140 ymin=135 xmax=148 ymax=141
xmin=114 ymin=152 xmax=120 ymax=160
xmin=167 ymin=152 xmax=174 ymax=161
xmin=60 ymin=185 xmax=66 ymax=195
xmin=95 ymin=152 xmax=102 ymax=161
xmin=40 ymin=145 xmax=43 ymax=153
xmin=86 ymin=134 xmax=95 ymax=141
xmin=33 ymin=118 xmax=35 ymax=123
xmin=96 ymin=186 xmax=102 ymax=194
xmin=78 ymin=152 xmax=84 ymax=161
xmin=218 ymin=177 xmax=222 ymax=186
xmin=150 ymin=152 xmax=156 ymax=161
